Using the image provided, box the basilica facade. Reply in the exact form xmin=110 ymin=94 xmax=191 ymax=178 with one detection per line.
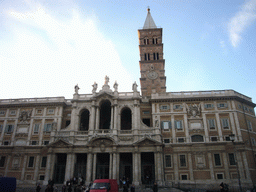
xmin=0 ymin=9 xmax=256 ymax=190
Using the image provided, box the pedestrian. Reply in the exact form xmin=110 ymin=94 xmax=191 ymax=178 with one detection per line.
xmin=152 ymin=182 xmax=158 ymax=192
xmin=62 ymin=184 xmax=66 ymax=192
xmin=123 ymin=179 xmax=128 ymax=192
xmin=36 ymin=184 xmax=41 ymax=192
xmin=130 ymin=184 xmax=135 ymax=192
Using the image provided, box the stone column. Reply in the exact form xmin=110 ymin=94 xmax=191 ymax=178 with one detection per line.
xmin=114 ymin=104 xmax=117 ymax=130
xmin=138 ymin=153 xmax=141 ymax=184
xmin=111 ymin=106 xmax=114 ymax=130
xmin=11 ymin=117 xmax=19 ymax=146
xmin=21 ymin=155 xmax=28 ymax=180
xmin=4 ymin=155 xmax=11 ymax=177
xmin=207 ymin=152 xmax=215 ymax=180
xmin=95 ymin=107 xmax=100 ymax=130
xmin=236 ymin=151 xmax=245 ymax=179
xmin=70 ymin=154 xmax=76 ymax=180
xmin=116 ymin=153 xmax=120 ymax=183
xmin=89 ymin=103 xmax=96 ymax=132
xmin=188 ymin=153 xmax=194 ymax=180
xmin=86 ymin=153 xmax=93 ymax=183
xmin=65 ymin=153 xmax=73 ymax=181
xmin=0 ymin=119 xmax=7 ymax=143
xmin=215 ymin=113 xmax=223 ymax=141
xmin=109 ymin=153 xmax=113 ymax=178
xmin=154 ymin=153 xmax=158 ymax=182
xmin=39 ymin=118 xmax=46 ymax=146
xmin=229 ymin=113 xmax=237 ymax=138
xmin=233 ymin=112 xmax=242 ymax=141
xmin=50 ymin=154 xmax=56 ymax=180
xmin=242 ymin=151 xmax=251 ymax=182
xmin=27 ymin=108 xmax=35 ymax=145
xmin=44 ymin=154 xmax=52 ymax=184
xmin=113 ymin=153 xmax=117 ymax=179
xmin=184 ymin=114 xmax=189 ymax=143
xmin=202 ymin=113 xmax=209 ymax=142
xmin=92 ymin=153 xmax=97 ymax=181
xmin=173 ymin=154 xmax=178 ymax=181
xmin=34 ymin=155 xmax=41 ymax=181
xmin=171 ymin=115 xmax=176 ymax=143
xmin=222 ymin=152 xmax=230 ymax=179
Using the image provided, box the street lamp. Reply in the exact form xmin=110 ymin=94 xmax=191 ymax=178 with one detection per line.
xmin=229 ymin=134 xmax=242 ymax=192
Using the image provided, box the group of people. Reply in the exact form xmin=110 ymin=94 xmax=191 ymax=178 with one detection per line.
xmin=62 ymin=177 xmax=89 ymax=192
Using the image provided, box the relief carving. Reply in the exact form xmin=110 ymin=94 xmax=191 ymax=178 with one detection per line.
xmin=19 ymin=110 xmax=31 ymax=123
xmin=186 ymin=103 xmax=201 ymax=117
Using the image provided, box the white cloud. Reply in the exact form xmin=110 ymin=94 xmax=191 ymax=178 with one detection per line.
xmin=228 ymin=0 xmax=256 ymax=47
xmin=0 ymin=1 xmax=133 ymax=99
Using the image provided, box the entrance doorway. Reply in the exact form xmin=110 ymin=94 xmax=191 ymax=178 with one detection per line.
xmin=54 ymin=154 xmax=67 ymax=184
xmin=141 ymin=152 xmax=154 ymax=185
xmin=74 ymin=154 xmax=87 ymax=179
xmin=96 ymin=153 xmax=109 ymax=179
xmin=119 ymin=153 xmax=132 ymax=183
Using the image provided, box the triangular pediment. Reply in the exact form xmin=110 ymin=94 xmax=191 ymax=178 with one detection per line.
xmin=94 ymin=91 xmax=114 ymax=99
xmin=134 ymin=137 xmax=162 ymax=146
xmin=48 ymin=139 xmax=73 ymax=147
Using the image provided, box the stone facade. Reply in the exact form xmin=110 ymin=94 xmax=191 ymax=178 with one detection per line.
xmin=0 ymin=9 xmax=256 ymax=190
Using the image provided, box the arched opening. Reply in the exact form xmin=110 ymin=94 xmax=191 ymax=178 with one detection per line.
xmin=121 ymin=107 xmax=132 ymax=130
xmin=100 ymin=100 xmax=111 ymax=129
xmin=80 ymin=109 xmax=90 ymax=131
xmin=191 ymin=135 xmax=204 ymax=142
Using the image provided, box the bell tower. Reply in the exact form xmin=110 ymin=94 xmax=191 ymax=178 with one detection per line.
xmin=138 ymin=8 xmax=166 ymax=97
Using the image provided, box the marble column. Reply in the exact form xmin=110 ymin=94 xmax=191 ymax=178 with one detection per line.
xmin=44 ymin=154 xmax=52 ymax=184
xmin=89 ymin=104 xmax=96 ymax=132
xmin=92 ymin=153 xmax=97 ymax=181
xmin=0 ymin=119 xmax=7 ymax=142
xmin=95 ymin=107 xmax=100 ymax=130
xmin=114 ymin=104 xmax=117 ymax=130
xmin=65 ymin=153 xmax=72 ymax=181
xmin=113 ymin=153 xmax=117 ymax=179
xmin=34 ymin=155 xmax=41 ymax=181
xmin=215 ymin=113 xmax=223 ymax=141
xmin=86 ymin=153 xmax=93 ymax=183
xmin=171 ymin=115 xmax=176 ymax=143
xmin=116 ymin=153 xmax=120 ymax=183
xmin=222 ymin=152 xmax=230 ymax=179
xmin=202 ymin=113 xmax=209 ymax=142
xmin=207 ymin=152 xmax=215 ymax=180
xmin=111 ymin=106 xmax=114 ymax=130
xmin=109 ymin=153 xmax=113 ymax=178
xmin=4 ymin=155 xmax=11 ymax=177
xmin=188 ymin=153 xmax=194 ymax=180
xmin=184 ymin=114 xmax=189 ymax=143
xmin=229 ymin=113 xmax=237 ymax=137
xmin=173 ymin=154 xmax=178 ymax=181
xmin=21 ymin=155 xmax=28 ymax=180
xmin=233 ymin=112 xmax=242 ymax=141
xmin=70 ymin=154 xmax=76 ymax=180
xmin=138 ymin=153 xmax=141 ymax=184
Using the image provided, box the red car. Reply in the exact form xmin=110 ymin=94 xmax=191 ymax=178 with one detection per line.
xmin=90 ymin=179 xmax=118 ymax=192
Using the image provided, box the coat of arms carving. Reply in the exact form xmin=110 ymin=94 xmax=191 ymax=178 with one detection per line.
xmin=186 ymin=104 xmax=201 ymax=117
xmin=19 ymin=110 xmax=31 ymax=122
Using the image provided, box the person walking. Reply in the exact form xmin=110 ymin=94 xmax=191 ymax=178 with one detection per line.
xmin=152 ymin=182 xmax=158 ymax=192
xmin=130 ymin=184 xmax=135 ymax=192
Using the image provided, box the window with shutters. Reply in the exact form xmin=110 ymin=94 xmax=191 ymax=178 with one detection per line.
xmin=179 ymin=155 xmax=186 ymax=167
xmin=160 ymin=105 xmax=169 ymax=110
xmin=228 ymin=153 xmax=236 ymax=165
xmin=205 ymin=104 xmax=214 ymax=109
xmin=208 ymin=119 xmax=216 ymax=130
xmin=214 ymin=154 xmax=221 ymax=166
xmin=175 ymin=120 xmax=183 ymax=130
xmin=217 ymin=103 xmax=228 ymax=108
xmin=165 ymin=155 xmax=172 ymax=167
xmin=221 ymin=118 xmax=229 ymax=129
xmin=161 ymin=121 xmax=171 ymax=130
xmin=164 ymin=139 xmax=170 ymax=144
xmin=44 ymin=124 xmax=52 ymax=132
xmin=33 ymin=124 xmax=40 ymax=134
xmin=247 ymin=120 xmax=253 ymax=131
xmin=174 ymin=105 xmax=183 ymax=110
xmin=28 ymin=156 xmax=34 ymax=168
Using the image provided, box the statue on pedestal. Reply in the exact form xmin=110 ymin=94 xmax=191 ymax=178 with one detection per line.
xmin=92 ymin=82 xmax=98 ymax=93
xmin=74 ymin=84 xmax=80 ymax=94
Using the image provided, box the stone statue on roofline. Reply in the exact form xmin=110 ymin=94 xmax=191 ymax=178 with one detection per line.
xmin=74 ymin=84 xmax=80 ymax=94
xmin=132 ymin=81 xmax=138 ymax=92
xmin=113 ymin=81 xmax=118 ymax=92
xmin=105 ymin=75 xmax=109 ymax=85
xmin=92 ymin=82 xmax=98 ymax=93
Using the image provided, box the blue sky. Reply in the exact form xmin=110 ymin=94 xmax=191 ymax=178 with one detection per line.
xmin=0 ymin=0 xmax=256 ymax=104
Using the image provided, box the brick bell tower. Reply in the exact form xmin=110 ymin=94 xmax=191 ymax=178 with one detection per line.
xmin=138 ymin=8 xmax=166 ymax=97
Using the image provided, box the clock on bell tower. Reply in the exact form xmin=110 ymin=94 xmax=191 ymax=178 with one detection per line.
xmin=138 ymin=8 xmax=166 ymax=97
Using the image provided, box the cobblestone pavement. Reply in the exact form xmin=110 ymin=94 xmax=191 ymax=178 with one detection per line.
xmin=16 ymin=185 xmax=184 ymax=192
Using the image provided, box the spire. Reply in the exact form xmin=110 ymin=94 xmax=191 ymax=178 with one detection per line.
xmin=143 ymin=8 xmax=157 ymax=29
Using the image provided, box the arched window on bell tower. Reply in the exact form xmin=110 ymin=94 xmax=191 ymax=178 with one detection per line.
xmin=144 ymin=37 xmax=149 ymax=45
xmin=99 ymin=100 xmax=111 ymax=129
xmin=152 ymin=37 xmax=158 ymax=44
xmin=121 ymin=107 xmax=132 ymax=130
xmin=80 ymin=109 xmax=90 ymax=131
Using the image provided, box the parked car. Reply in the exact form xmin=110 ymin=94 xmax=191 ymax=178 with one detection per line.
xmin=90 ymin=179 xmax=118 ymax=192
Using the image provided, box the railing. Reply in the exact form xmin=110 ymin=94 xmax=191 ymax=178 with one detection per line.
xmin=151 ymin=90 xmax=252 ymax=102
xmin=95 ymin=129 xmax=113 ymax=134
xmin=75 ymin=131 xmax=88 ymax=135
xmin=0 ymin=97 xmax=68 ymax=104
xmin=56 ymin=132 xmax=70 ymax=136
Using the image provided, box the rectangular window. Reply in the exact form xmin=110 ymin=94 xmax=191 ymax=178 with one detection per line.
xmin=211 ymin=137 xmax=218 ymax=142
xmin=164 ymin=139 xmax=170 ymax=144
xmin=143 ymin=111 xmax=150 ymax=115
xmin=175 ymin=120 xmax=183 ymax=130
xmin=3 ymin=141 xmax=9 ymax=145
xmin=44 ymin=124 xmax=52 ymax=132
xmin=39 ymin=175 xmax=45 ymax=180
xmin=247 ymin=121 xmax=253 ymax=131
xmin=28 ymin=157 xmax=34 ymax=168
xmin=34 ymin=124 xmax=40 ymax=134
xmin=5 ymin=125 xmax=14 ymax=133
xmin=214 ymin=154 xmax=221 ymax=166
xmin=0 ymin=156 xmax=6 ymax=167
xmin=251 ymin=138 xmax=256 ymax=146
xmin=65 ymin=120 xmax=71 ymax=127
xmin=179 ymin=155 xmax=186 ymax=167
xmin=217 ymin=173 xmax=223 ymax=180
xmin=208 ymin=119 xmax=216 ymax=130
xmin=0 ymin=111 xmax=5 ymax=116
xmin=181 ymin=174 xmax=188 ymax=180
xmin=217 ymin=103 xmax=228 ymax=108
xmin=225 ymin=136 xmax=231 ymax=141
xmin=174 ymin=105 xmax=183 ymax=110
xmin=221 ymin=118 xmax=229 ymax=129
xmin=205 ymin=104 xmax=214 ymax=109
xmin=161 ymin=121 xmax=171 ymax=130
xmin=0 ymin=125 xmax=3 ymax=132
xmin=48 ymin=109 xmax=54 ymax=114
xmin=160 ymin=105 xmax=169 ymax=110
xmin=43 ymin=141 xmax=49 ymax=145
xmin=41 ymin=156 xmax=47 ymax=168
xmin=36 ymin=109 xmax=43 ymax=114
xmin=177 ymin=138 xmax=185 ymax=143
xmin=10 ymin=110 xmax=16 ymax=115
xmin=228 ymin=153 xmax=236 ymax=165
xmin=31 ymin=141 xmax=37 ymax=145
xmin=165 ymin=155 xmax=172 ymax=167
